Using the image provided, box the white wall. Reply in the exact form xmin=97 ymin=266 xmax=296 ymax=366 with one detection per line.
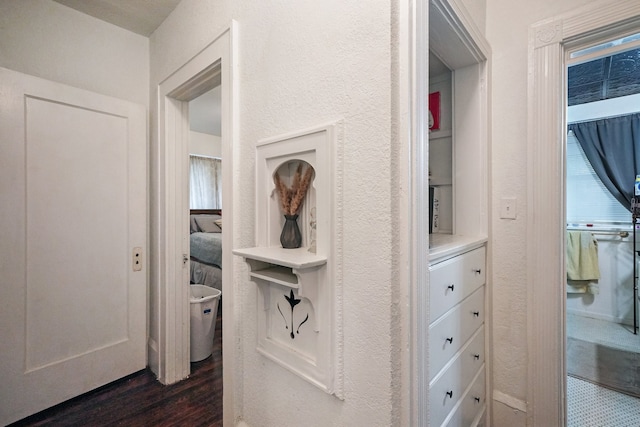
xmin=0 ymin=0 xmax=149 ymax=106
xmin=459 ymin=0 xmax=487 ymax=34
xmin=567 ymin=235 xmax=635 ymax=323
xmin=150 ymin=1 xmax=396 ymax=425
xmin=190 ymin=131 xmax=221 ymax=158
xmin=485 ymin=0 xmax=604 ymax=425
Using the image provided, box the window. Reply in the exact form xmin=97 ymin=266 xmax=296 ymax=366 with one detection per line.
xmin=566 ymin=131 xmax=629 ymax=224
xmin=566 ymin=33 xmax=640 ymax=227
xmin=189 ymin=155 xmax=222 ymax=209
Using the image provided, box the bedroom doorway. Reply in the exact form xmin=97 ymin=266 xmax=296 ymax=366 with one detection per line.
xmin=154 ymin=23 xmax=236 ymax=427
xmin=187 ymin=86 xmax=223 ymax=368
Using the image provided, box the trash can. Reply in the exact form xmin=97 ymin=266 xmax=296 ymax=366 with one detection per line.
xmin=189 ymin=285 xmax=221 ymax=362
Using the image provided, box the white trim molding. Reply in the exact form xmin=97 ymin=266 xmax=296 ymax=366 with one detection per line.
xmin=153 ymin=22 xmax=237 ymax=427
xmin=527 ymin=2 xmax=640 ymax=425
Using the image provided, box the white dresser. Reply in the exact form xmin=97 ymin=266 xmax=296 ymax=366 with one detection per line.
xmin=429 ymin=245 xmax=487 ymax=427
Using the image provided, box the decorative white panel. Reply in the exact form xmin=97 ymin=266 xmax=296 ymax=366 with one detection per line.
xmin=234 ymin=121 xmax=343 ymax=398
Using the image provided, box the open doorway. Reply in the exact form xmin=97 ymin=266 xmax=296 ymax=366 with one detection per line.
xmin=565 ymin=33 xmax=640 ymax=424
xmin=152 ymin=24 xmax=235 ymax=427
xmin=187 ymin=86 xmax=223 ymax=390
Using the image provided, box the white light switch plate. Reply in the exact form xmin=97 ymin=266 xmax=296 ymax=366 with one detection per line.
xmin=500 ymin=197 xmax=517 ymax=219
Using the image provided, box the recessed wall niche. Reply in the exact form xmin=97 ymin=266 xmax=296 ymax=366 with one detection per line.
xmin=272 ymin=160 xmax=316 ymax=252
xmin=234 ymin=122 xmax=343 ymax=398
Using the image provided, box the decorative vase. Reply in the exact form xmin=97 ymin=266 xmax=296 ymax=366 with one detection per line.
xmin=280 ymin=214 xmax=302 ymax=249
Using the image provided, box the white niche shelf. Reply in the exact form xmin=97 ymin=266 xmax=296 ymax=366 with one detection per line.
xmin=233 ymin=247 xmax=327 ymax=307
xmin=233 ymin=121 xmax=342 ymax=398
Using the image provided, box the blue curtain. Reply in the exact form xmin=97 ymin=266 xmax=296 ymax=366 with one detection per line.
xmin=568 ymin=113 xmax=640 ymax=212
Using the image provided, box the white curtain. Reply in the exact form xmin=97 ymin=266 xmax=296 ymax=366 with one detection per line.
xmin=189 ymin=155 xmax=222 ymax=209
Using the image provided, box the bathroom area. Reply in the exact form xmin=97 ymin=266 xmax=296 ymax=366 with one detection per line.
xmin=565 ymin=33 xmax=640 ymax=424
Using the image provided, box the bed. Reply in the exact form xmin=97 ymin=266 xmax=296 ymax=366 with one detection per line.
xmin=190 ymin=209 xmax=222 ymax=291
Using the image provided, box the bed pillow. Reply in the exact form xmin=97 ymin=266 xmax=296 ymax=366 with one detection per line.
xmin=194 ymin=215 xmax=222 ymax=233
xmin=214 ymin=219 xmax=222 ymax=230
xmin=190 ymin=215 xmax=200 ymax=233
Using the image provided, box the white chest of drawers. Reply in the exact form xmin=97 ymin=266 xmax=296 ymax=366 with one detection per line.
xmin=429 ymin=245 xmax=487 ymax=426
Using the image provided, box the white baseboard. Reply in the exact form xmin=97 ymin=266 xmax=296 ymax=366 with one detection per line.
xmin=566 ymin=308 xmax=633 ymax=326
xmin=147 ymin=337 xmax=159 ymax=377
xmin=493 ymin=390 xmax=527 ymax=413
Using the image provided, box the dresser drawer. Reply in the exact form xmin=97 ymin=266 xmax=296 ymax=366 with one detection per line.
xmin=429 ymin=287 xmax=485 ymax=381
xmin=430 ymin=246 xmax=486 ymax=322
xmin=443 ymin=366 xmax=486 ymax=427
xmin=429 ymin=327 xmax=485 ymax=427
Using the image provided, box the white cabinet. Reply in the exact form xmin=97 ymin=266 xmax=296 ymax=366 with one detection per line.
xmin=424 ymin=1 xmax=491 ymax=425
xmin=429 ymin=245 xmax=487 ymax=426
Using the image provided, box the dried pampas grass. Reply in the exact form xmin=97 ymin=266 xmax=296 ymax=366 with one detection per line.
xmin=274 ymin=163 xmax=314 ymax=215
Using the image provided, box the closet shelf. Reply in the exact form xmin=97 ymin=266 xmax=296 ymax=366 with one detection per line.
xmin=429 ymin=178 xmax=452 ymax=186
xmin=429 ymin=129 xmax=452 ymax=140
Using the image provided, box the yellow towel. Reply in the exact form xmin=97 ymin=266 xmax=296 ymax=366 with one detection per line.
xmin=566 ymin=231 xmax=600 ymax=281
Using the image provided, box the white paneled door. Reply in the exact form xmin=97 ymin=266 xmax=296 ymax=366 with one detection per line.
xmin=0 ymin=67 xmax=147 ymax=425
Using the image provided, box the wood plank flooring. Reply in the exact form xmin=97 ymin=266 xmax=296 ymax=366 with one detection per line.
xmin=10 ymin=311 xmax=223 ymax=427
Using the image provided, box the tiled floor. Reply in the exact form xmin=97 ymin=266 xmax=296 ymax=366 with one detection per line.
xmin=567 ymin=313 xmax=640 ymax=426
xmin=568 ymin=376 xmax=640 ymax=426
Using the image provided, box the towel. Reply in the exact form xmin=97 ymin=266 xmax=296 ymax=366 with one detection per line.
xmin=566 ymin=230 xmax=600 ymax=281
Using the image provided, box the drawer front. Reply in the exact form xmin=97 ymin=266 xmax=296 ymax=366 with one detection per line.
xmin=429 ymin=287 xmax=485 ymax=381
xmin=429 ymin=327 xmax=485 ymax=427
xmin=430 ymin=246 xmax=486 ymax=322
xmin=443 ymin=366 xmax=486 ymax=427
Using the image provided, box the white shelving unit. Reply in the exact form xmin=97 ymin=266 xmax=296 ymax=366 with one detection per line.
xmin=425 ymin=1 xmax=491 ymax=425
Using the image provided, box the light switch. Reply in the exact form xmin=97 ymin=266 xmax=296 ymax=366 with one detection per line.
xmin=500 ymin=197 xmax=517 ymax=219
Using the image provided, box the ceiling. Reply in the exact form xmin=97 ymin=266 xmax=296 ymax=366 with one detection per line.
xmin=568 ymin=47 xmax=640 ymax=106
xmin=54 ymin=0 xmax=444 ymax=135
xmin=53 ymin=0 xmax=181 ymax=36
xmin=54 ymin=0 xmax=221 ymax=135
xmin=189 ymin=86 xmax=222 ymax=136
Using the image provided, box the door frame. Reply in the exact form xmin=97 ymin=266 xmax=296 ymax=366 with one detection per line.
xmin=152 ymin=22 xmax=237 ymax=426
xmin=527 ymin=2 xmax=640 ymax=425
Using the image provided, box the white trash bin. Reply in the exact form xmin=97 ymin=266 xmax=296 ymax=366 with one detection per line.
xmin=189 ymin=285 xmax=221 ymax=362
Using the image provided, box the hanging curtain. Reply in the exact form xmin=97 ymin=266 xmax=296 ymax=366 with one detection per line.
xmin=189 ymin=155 xmax=222 ymax=209
xmin=568 ymin=113 xmax=640 ymax=212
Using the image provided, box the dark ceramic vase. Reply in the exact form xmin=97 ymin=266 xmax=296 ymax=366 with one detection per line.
xmin=280 ymin=214 xmax=302 ymax=249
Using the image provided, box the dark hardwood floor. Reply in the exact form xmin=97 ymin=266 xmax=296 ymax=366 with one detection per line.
xmin=10 ymin=311 xmax=223 ymax=427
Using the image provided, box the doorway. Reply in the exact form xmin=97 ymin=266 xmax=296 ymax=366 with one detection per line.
xmin=152 ymin=23 xmax=236 ymax=427
xmin=564 ymin=34 xmax=640 ymax=425
xmin=527 ymin=3 xmax=640 ymax=424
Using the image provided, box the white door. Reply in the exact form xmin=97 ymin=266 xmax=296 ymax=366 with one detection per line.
xmin=0 ymin=67 xmax=147 ymax=425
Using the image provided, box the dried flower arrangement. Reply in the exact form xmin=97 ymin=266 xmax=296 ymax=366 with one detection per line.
xmin=274 ymin=162 xmax=314 ymax=215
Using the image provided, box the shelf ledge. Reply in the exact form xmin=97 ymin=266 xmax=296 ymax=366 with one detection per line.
xmin=233 ymin=246 xmax=327 ymax=269
xmin=250 ymin=266 xmax=299 ymax=288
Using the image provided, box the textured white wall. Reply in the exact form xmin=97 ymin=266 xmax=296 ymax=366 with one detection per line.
xmin=459 ymin=0 xmax=486 ymax=33
xmin=150 ymin=1 xmax=395 ymax=425
xmin=485 ymin=0 xmax=602 ymax=425
xmin=0 ymin=0 xmax=149 ymax=106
